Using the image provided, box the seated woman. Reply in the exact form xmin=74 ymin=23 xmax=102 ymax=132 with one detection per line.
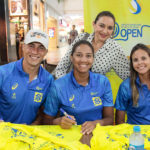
xmin=115 ymin=43 xmax=150 ymax=125
xmin=43 ymin=40 xmax=114 ymax=135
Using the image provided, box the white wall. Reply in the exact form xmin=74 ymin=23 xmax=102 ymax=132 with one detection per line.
xmin=45 ymin=0 xmax=83 ymax=18
xmin=64 ymin=0 xmax=83 ymax=15
xmin=45 ymin=0 xmax=64 ymax=17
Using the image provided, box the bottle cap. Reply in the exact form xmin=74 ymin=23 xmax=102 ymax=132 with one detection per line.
xmin=133 ymin=126 xmax=140 ymax=132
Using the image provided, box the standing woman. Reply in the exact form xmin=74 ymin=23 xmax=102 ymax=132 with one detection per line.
xmin=43 ymin=40 xmax=114 ymax=135
xmin=54 ymin=11 xmax=129 ymax=80
xmin=115 ymin=44 xmax=150 ymax=125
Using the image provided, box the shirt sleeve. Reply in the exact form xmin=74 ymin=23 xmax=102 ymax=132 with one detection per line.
xmin=0 ymin=68 xmax=4 ymax=90
xmin=47 ymin=75 xmax=54 ymax=92
xmin=41 ymin=74 xmax=54 ymax=106
xmin=102 ymin=77 xmax=114 ymax=107
xmin=44 ymin=84 xmax=60 ymax=116
xmin=0 ymin=69 xmax=3 ymax=120
xmin=54 ymin=33 xmax=86 ymax=79
xmin=112 ymin=43 xmax=130 ymax=80
xmin=114 ymin=81 xmax=129 ymax=111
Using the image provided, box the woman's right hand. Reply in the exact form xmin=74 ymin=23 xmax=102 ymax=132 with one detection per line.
xmin=60 ymin=116 xmax=76 ymax=129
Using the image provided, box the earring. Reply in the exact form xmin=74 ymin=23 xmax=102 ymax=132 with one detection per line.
xmin=110 ymin=34 xmax=114 ymax=39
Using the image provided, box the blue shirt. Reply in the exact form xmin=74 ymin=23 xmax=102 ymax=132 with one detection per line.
xmin=0 ymin=58 xmax=54 ymax=124
xmin=115 ymin=77 xmax=150 ymax=124
xmin=44 ymin=71 xmax=113 ymax=125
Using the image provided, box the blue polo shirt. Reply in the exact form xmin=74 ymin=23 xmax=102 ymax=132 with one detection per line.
xmin=0 ymin=58 xmax=54 ymax=124
xmin=44 ymin=71 xmax=113 ymax=125
xmin=115 ymin=77 xmax=150 ymax=124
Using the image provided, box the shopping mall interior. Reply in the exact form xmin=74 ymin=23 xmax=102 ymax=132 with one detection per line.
xmin=45 ymin=0 xmax=84 ymax=72
xmin=0 ymin=0 xmax=84 ymax=73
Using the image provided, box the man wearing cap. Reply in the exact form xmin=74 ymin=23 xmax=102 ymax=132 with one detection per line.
xmin=0 ymin=29 xmax=54 ymax=125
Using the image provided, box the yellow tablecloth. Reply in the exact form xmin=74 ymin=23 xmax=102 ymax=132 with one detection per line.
xmin=0 ymin=122 xmax=89 ymax=150
xmin=0 ymin=122 xmax=150 ymax=150
xmin=91 ymin=124 xmax=150 ymax=150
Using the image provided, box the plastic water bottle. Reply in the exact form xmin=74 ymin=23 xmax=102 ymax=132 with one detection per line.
xmin=129 ymin=126 xmax=144 ymax=150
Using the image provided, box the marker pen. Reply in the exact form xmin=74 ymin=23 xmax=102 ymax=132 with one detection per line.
xmin=60 ymin=108 xmax=77 ymax=125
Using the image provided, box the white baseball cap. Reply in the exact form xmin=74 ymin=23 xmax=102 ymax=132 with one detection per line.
xmin=24 ymin=29 xmax=49 ymax=49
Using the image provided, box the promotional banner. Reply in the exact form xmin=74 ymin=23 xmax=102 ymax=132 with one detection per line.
xmin=83 ymin=0 xmax=150 ymax=100
xmin=84 ymin=0 xmax=150 ymax=56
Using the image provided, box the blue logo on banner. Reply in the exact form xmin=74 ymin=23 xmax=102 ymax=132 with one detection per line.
xmin=114 ymin=22 xmax=150 ymax=41
xmin=129 ymin=0 xmax=141 ymax=14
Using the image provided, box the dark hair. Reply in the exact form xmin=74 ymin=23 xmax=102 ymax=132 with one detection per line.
xmin=94 ymin=11 xmax=115 ymax=25
xmin=71 ymin=40 xmax=94 ymax=56
xmin=130 ymin=43 xmax=150 ymax=106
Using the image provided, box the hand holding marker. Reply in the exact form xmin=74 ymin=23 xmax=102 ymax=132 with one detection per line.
xmin=60 ymin=108 xmax=77 ymax=125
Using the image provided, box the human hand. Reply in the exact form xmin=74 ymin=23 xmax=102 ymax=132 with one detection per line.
xmin=0 ymin=120 xmax=3 ymax=123
xmin=81 ymin=121 xmax=97 ymax=135
xmin=80 ymin=133 xmax=93 ymax=147
xmin=60 ymin=116 xmax=76 ymax=129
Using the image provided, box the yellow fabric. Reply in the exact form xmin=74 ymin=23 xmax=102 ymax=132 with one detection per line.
xmin=0 ymin=122 xmax=90 ymax=150
xmin=1 ymin=122 xmax=150 ymax=149
xmin=91 ymin=123 xmax=150 ymax=150
xmin=106 ymin=69 xmax=123 ymax=122
xmin=105 ymin=69 xmax=123 ymax=103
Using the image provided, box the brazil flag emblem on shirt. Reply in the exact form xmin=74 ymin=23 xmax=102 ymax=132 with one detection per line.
xmin=34 ymin=92 xmax=43 ymax=102
xmin=92 ymin=97 xmax=102 ymax=106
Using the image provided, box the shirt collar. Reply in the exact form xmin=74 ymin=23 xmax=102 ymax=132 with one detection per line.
xmin=136 ymin=76 xmax=141 ymax=86
xmin=71 ymin=70 xmax=94 ymax=89
xmin=136 ymin=76 xmax=149 ymax=89
xmin=16 ymin=57 xmax=43 ymax=82
xmin=89 ymin=32 xmax=111 ymax=53
xmin=16 ymin=58 xmax=26 ymax=74
xmin=89 ymin=33 xmax=94 ymax=42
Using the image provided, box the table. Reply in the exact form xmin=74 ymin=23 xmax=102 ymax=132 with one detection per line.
xmin=0 ymin=122 xmax=150 ymax=150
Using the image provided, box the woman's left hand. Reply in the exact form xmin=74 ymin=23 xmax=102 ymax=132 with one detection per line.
xmin=81 ymin=121 xmax=97 ymax=135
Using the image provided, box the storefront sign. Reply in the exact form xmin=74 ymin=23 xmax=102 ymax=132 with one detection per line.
xmin=9 ymin=0 xmax=28 ymax=16
xmin=48 ymin=27 xmax=55 ymax=38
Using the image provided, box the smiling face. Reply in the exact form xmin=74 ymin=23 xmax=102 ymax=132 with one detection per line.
xmin=71 ymin=44 xmax=94 ymax=75
xmin=132 ymin=49 xmax=150 ymax=76
xmin=93 ymin=16 xmax=114 ymax=43
xmin=23 ymin=42 xmax=47 ymax=68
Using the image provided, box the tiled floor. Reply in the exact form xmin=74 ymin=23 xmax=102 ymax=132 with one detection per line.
xmin=45 ymin=44 xmax=69 ymax=65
